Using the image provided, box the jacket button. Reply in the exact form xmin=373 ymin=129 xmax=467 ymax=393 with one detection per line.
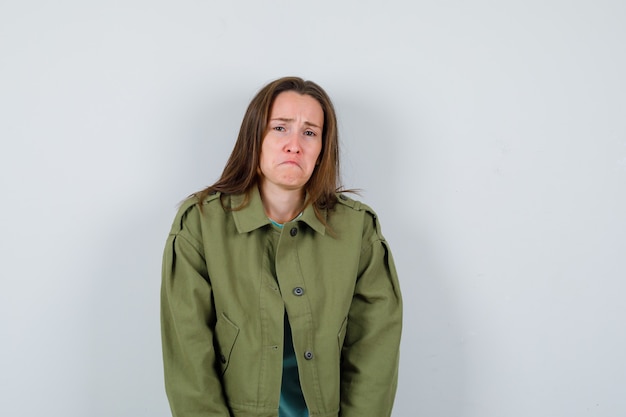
xmin=293 ymin=287 xmax=304 ymax=296
xmin=290 ymin=227 xmax=298 ymax=237
xmin=219 ymin=354 xmax=227 ymax=364
xmin=304 ymin=351 xmax=314 ymax=360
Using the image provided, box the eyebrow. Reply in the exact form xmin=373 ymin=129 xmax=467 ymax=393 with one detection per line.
xmin=270 ymin=117 xmax=322 ymax=129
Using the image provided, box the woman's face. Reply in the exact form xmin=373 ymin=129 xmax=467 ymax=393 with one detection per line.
xmin=259 ymin=91 xmax=324 ymax=194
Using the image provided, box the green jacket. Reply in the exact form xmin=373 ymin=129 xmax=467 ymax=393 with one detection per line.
xmin=161 ymin=187 xmax=402 ymax=417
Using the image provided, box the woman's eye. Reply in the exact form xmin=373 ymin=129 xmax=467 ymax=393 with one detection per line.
xmin=304 ymin=130 xmax=316 ymax=137
xmin=273 ymin=126 xmax=286 ymax=132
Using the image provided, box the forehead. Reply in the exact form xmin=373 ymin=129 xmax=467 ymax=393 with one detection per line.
xmin=270 ymin=91 xmax=324 ymax=123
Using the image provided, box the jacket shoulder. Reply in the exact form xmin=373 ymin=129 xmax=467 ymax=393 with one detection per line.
xmin=199 ymin=190 xmax=222 ymax=207
xmin=335 ymin=193 xmax=385 ymax=239
xmin=168 ymin=191 xmax=222 ymax=235
xmin=335 ymin=193 xmax=376 ymax=215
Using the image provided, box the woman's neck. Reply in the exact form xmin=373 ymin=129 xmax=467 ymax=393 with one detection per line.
xmin=259 ymin=183 xmax=304 ymax=224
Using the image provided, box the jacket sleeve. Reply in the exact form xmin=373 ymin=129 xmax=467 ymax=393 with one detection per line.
xmin=160 ymin=201 xmax=231 ymax=417
xmin=340 ymin=210 xmax=403 ymax=417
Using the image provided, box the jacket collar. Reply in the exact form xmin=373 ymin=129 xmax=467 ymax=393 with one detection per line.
xmin=231 ymin=186 xmax=326 ymax=236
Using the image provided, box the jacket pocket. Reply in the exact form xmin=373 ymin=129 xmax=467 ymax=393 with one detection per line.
xmin=215 ymin=312 xmax=240 ymax=375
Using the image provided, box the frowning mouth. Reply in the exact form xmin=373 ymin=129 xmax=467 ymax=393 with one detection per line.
xmin=280 ymin=160 xmax=301 ymax=167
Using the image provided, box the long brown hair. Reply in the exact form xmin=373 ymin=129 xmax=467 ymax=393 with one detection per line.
xmin=195 ymin=76 xmax=343 ymax=222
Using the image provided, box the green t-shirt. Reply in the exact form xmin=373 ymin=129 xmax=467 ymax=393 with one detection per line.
xmin=280 ymin=315 xmax=309 ymax=417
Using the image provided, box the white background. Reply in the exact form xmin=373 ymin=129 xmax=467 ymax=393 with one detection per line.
xmin=1 ymin=1 xmax=625 ymax=416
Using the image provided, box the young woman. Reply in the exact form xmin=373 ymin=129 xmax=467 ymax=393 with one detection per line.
xmin=161 ymin=76 xmax=402 ymax=417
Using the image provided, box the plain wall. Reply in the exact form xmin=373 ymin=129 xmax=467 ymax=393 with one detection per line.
xmin=1 ymin=1 xmax=625 ymax=416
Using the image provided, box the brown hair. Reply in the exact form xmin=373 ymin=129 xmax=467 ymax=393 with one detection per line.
xmin=195 ymin=76 xmax=344 ymax=223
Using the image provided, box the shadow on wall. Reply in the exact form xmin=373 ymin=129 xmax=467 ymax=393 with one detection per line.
xmin=82 ymin=85 xmax=249 ymax=416
xmin=84 ymin=200 xmax=172 ymax=416
xmin=393 ymin=226 xmax=468 ymax=417
xmin=335 ymin=95 xmax=468 ymax=416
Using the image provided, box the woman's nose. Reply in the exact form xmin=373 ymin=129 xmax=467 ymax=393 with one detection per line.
xmin=285 ymin=134 xmax=300 ymax=153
